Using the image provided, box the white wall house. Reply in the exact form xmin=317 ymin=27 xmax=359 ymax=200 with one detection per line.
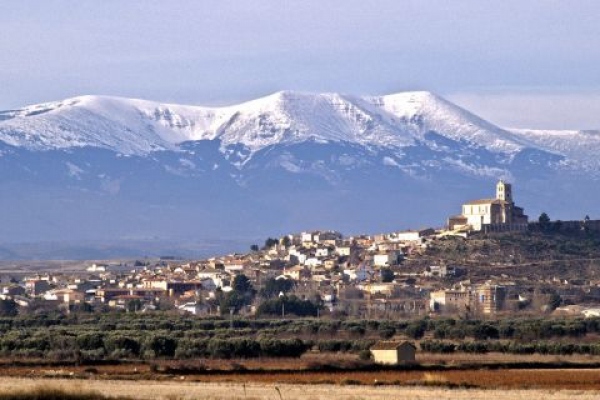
xmin=315 ymin=247 xmax=331 ymax=257
xmin=335 ymin=246 xmax=352 ymax=256
xmin=304 ymin=257 xmax=323 ymax=268
xmin=373 ymin=251 xmax=401 ymax=267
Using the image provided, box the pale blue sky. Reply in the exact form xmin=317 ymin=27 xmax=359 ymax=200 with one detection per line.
xmin=2 ymin=1 xmax=600 ymax=129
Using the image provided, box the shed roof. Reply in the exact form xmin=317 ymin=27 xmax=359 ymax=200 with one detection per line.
xmin=370 ymin=341 xmax=416 ymax=351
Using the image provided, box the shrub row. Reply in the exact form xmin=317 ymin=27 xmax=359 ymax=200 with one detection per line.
xmin=1 ymin=315 xmax=599 ymax=342
xmin=420 ymin=339 xmax=600 ymax=355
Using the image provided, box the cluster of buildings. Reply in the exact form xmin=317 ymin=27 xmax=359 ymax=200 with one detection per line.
xmin=0 ymin=228 xmax=435 ymax=316
xmin=0 ymin=227 xmax=531 ymax=318
xmin=1 ymin=180 xmax=598 ymax=319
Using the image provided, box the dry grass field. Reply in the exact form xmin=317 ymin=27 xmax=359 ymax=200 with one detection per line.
xmin=0 ymin=378 xmax=599 ymax=400
xmin=2 ymin=353 xmax=600 ymax=390
xmin=1 ymin=352 xmax=600 ymax=399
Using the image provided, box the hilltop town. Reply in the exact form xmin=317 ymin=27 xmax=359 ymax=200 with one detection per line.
xmin=2 ymin=180 xmax=599 ymax=320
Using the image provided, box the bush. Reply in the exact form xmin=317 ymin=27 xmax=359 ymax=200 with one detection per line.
xmin=358 ymin=350 xmax=372 ymax=360
xmin=0 ymin=387 xmax=134 ymax=400
xmin=104 ymin=335 xmax=141 ymax=357
xmin=405 ymin=320 xmax=427 ymax=339
xmin=77 ymin=333 xmax=104 ymax=351
xmin=144 ymin=335 xmax=177 ymax=358
xmin=259 ymin=339 xmax=307 ymax=358
xmin=420 ymin=340 xmax=456 ymax=353
xmin=378 ymin=327 xmax=396 ymax=339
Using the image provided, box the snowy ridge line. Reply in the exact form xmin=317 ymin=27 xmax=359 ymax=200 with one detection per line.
xmin=0 ymin=91 xmax=597 ymax=171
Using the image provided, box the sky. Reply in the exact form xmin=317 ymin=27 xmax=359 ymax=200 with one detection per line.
xmin=2 ymin=1 xmax=600 ymax=129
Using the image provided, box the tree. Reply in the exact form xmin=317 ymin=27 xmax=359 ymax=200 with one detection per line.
xmin=538 ymin=212 xmax=551 ymax=231
xmin=232 ymin=274 xmax=254 ymax=294
xmin=263 ymin=237 xmax=279 ymax=249
xmin=552 ymin=219 xmax=563 ymax=232
xmin=380 ymin=268 xmax=395 ymax=283
xmin=0 ymin=299 xmax=18 ymax=316
xmin=548 ymin=292 xmax=562 ymax=311
xmin=259 ymin=277 xmax=295 ymax=299
xmin=145 ymin=335 xmax=177 ymax=358
xmin=281 ymin=236 xmax=292 ymax=248
xmin=405 ymin=320 xmax=427 ymax=339
xmin=218 ymin=274 xmax=256 ymax=314
xmin=250 ymin=244 xmax=259 ymax=252
xmin=256 ymin=295 xmax=320 ymax=317
xmin=70 ymin=302 xmax=94 ymax=313
xmin=126 ymin=299 xmax=142 ymax=313
xmin=582 ymin=215 xmax=591 ymax=232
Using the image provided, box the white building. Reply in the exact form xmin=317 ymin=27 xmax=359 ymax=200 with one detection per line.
xmin=373 ymin=251 xmax=402 ymax=267
xmin=448 ymin=180 xmax=528 ymax=232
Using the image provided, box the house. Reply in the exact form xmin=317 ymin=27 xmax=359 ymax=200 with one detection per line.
xmin=344 ymin=264 xmax=372 ymax=282
xmin=582 ymin=308 xmax=600 ymax=318
xmin=25 ymin=279 xmax=51 ymax=296
xmin=304 ymin=257 xmax=322 ymax=268
xmin=45 ymin=289 xmax=85 ymax=304
xmin=370 ymin=341 xmax=416 ymax=365
xmin=283 ymin=265 xmax=306 ymax=281
xmin=315 ymin=247 xmax=331 ymax=257
xmin=108 ymin=295 xmax=144 ymax=310
xmin=474 ymin=283 xmax=506 ymax=314
xmin=430 ymin=283 xmax=505 ymax=314
xmin=363 ymin=282 xmax=399 ymax=297
xmin=389 ymin=229 xmax=435 ymax=242
xmin=373 ymin=251 xmax=402 ymax=267
xmin=301 ymin=232 xmax=315 ymax=244
xmin=223 ymin=258 xmax=250 ymax=273
xmin=335 ymin=246 xmax=352 ymax=256
xmin=177 ymin=302 xmax=209 ymax=315
xmin=429 ymin=289 xmax=471 ymax=313
xmin=87 ymin=263 xmax=108 ymax=272
xmin=423 ymin=265 xmax=456 ymax=278
xmin=315 ymin=231 xmax=343 ymax=245
xmin=323 ymin=258 xmax=338 ymax=270
xmin=2 ymin=285 xmax=25 ymax=297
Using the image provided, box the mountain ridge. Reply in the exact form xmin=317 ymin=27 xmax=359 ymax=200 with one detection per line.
xmin=0 ymin=90 xmax=577 ymax=159
xmin=3 ymin=89 xmax=596 ymax=172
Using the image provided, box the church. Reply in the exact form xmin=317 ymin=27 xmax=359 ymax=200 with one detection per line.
xmin=448 ymin=180 xmax=528 ymax=233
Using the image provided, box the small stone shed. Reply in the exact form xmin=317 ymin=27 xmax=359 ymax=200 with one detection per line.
xmin=370 ymin=341 xmax=416 ymax=365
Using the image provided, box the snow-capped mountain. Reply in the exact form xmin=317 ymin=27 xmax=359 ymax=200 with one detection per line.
xmin=1 ymin=90 xmax=596 ymax=169
xmin=0 ymin=90 xmax=597 ymax=258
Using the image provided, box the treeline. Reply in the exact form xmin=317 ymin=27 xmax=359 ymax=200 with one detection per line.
xmin=0 ymin=332 xmax=310 ymax=361
xmin=420 ymin=340 xmax=600 ymax=356
xmin=1 ymin=314 xmax=599 ymax=340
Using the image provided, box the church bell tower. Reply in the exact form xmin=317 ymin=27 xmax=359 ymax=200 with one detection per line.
xmin=496 ymin=180 xmax=512 ymax=203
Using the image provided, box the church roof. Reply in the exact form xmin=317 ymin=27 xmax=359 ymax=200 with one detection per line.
xmin=464 ymin=198 xmax=509 ymax=205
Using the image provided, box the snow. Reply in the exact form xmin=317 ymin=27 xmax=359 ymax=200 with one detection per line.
xmin=382 ymin=156 xmax=400 ymax=167
xmin=1 ymin=91 xmax=598 ymax=173
xmin=509 ymin=128 xmax=600 ymax=172
xmin=370 ymin=91 xmax=526 ymax=155
xmin=65 ymin=162 xmax=84 ymax=179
